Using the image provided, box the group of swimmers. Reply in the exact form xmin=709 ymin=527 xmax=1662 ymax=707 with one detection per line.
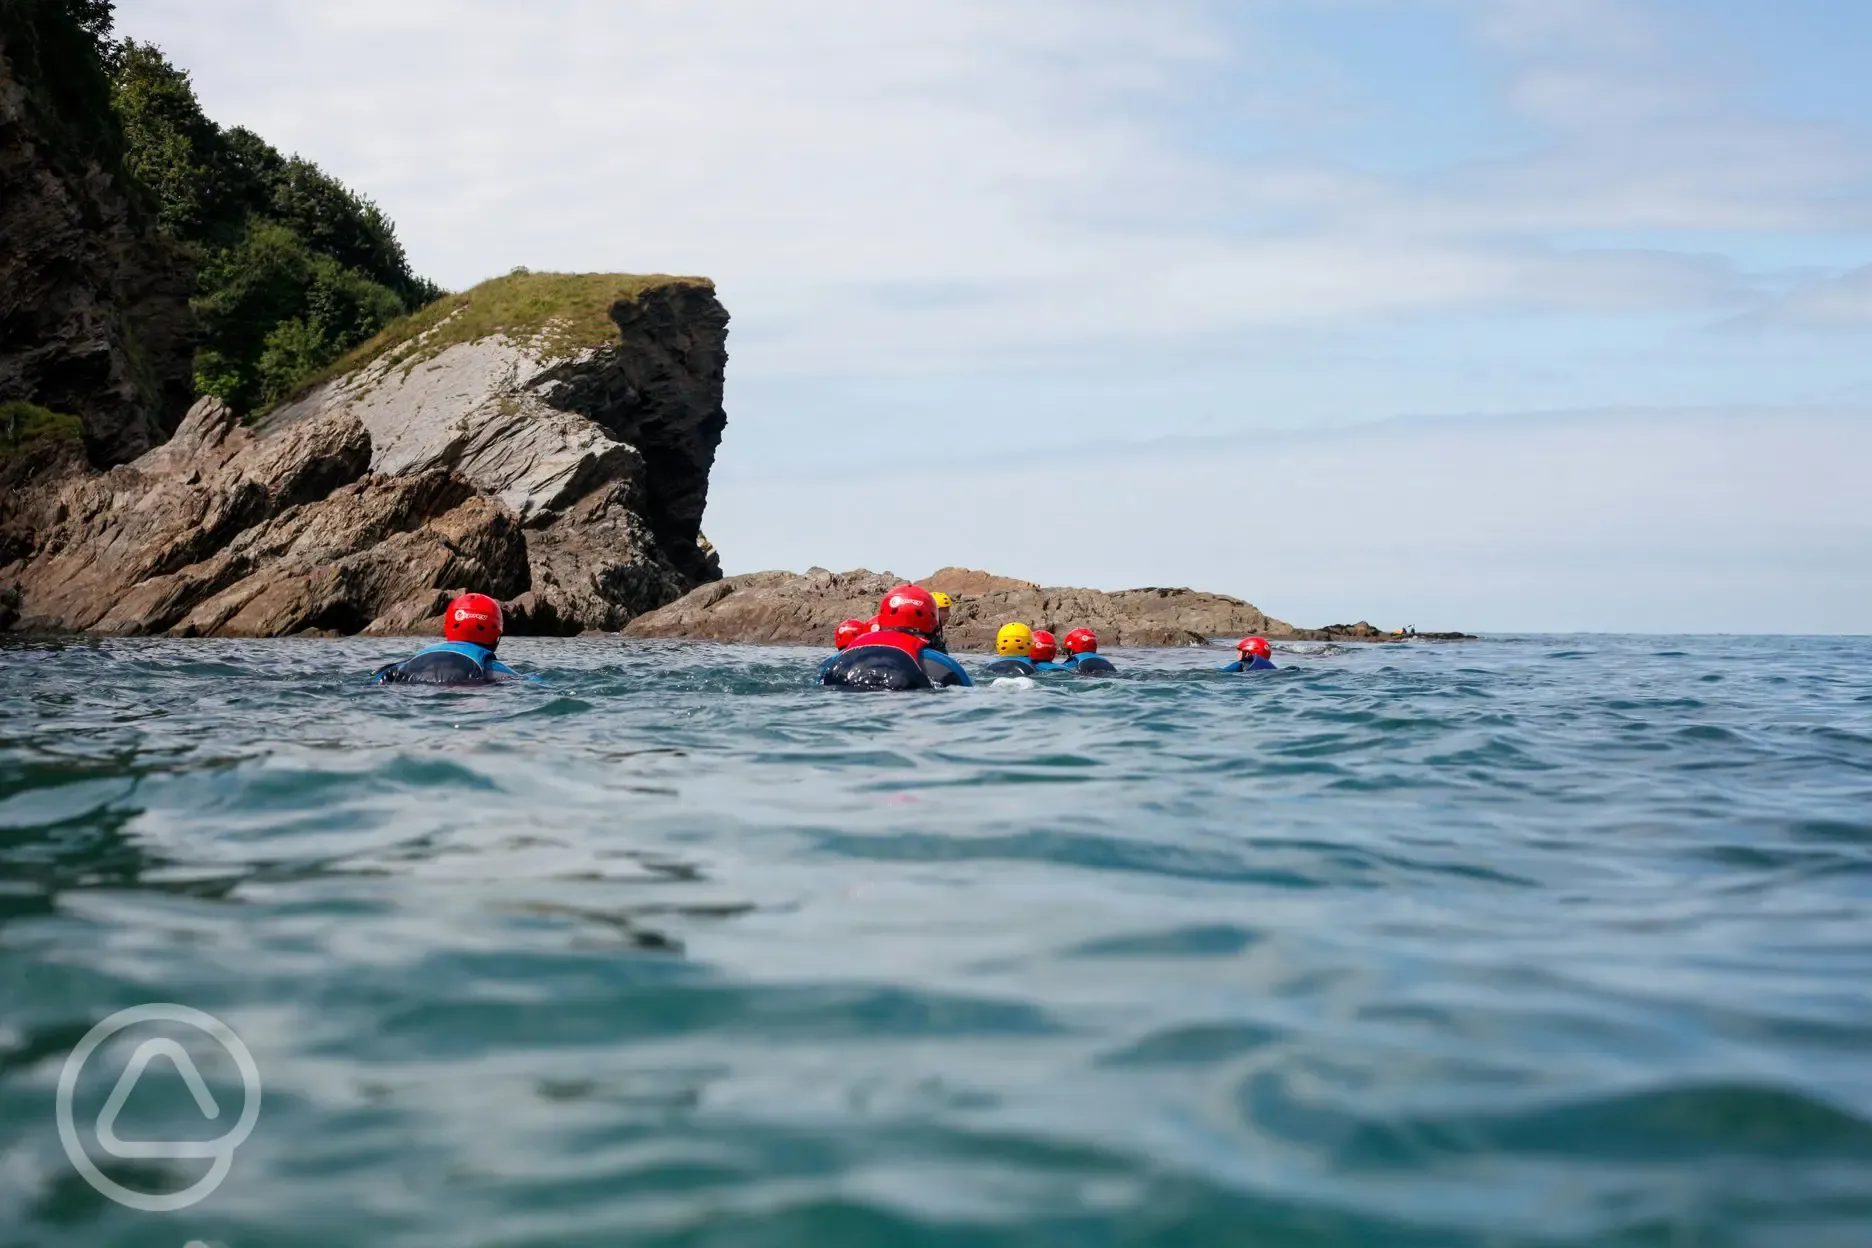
xmin=813 ymin=583 xmax=1280 ymax=691
xmin=370 ymin=587 xmax=1283 ymax=689
xmin=811 ymin=584 xmax=1122 ymax=690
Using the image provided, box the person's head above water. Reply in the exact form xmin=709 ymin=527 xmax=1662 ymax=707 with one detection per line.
xmin=877 ymin=584 xmax=939 ymax=636
xmin=444 ymin=592 xmax=503 ymax=649
xmin=1237 ymin=636 xmax=1272 ymax=660
xmin=995 ymin=622 xmax=1035 ymax=658
xmin=1030 ymin=629 xmax=1058 ymax=663
xmin=835 ymin=618 xmax=866 ymax=650
xmin=1063 ymin=627 xmax=1098 ymax=656
xmin=931 ymin=591 xmax=953 ymax=628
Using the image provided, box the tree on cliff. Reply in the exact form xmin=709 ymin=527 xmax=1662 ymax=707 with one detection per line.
xmin=106 ymin=35 xmax=444 ymax=411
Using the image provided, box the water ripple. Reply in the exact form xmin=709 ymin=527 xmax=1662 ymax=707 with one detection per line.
xmin=2 ymin=633 xmax=1870 ymax=1245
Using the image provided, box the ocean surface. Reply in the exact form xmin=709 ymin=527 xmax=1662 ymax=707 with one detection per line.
xmin=1 ymin=633 xmax=1869 ymax=1247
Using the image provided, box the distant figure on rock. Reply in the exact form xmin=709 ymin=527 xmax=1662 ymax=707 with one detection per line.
xmin=928 ymin=592 xmax=954 ymax=653
xmin=372 ymin=593 xmax=522 ymax=685
xmin=1062 ymin=628 xmax=1116 ymax=675
xmin=984 ymin=622 xmax=1040 ymax=676
xmin=817 ymin=618 xmax=869 ymax=680
xmin=819 ymin=586 xmax=971 ymax=691
xmin=1219 ymin=635 xmax=1277 ymax=673
xmin=1030 ymin=629 xmax=1068 ymax=671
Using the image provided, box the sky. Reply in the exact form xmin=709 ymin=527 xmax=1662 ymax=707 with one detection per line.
xmin=115 ymin=0 xmax=1872 ymax=632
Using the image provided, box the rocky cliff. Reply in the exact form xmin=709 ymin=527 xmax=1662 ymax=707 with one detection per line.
xmin=0 ymin=272 xmax=729 ymax=636
xmin=624 ymin=567 xmax=1405 ymax=649
xmin=0 ymin=32 xmax=195 ymax=464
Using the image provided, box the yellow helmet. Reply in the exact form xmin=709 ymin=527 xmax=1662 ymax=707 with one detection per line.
xmin=995 ymin=622 xmax=1034 ymax=657
xmin=931 ymin=591 xmax=953 ymax=609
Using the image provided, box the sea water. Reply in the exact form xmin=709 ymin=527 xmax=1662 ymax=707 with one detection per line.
xmin=1 ymin=634 xmax=1868 ymax=1247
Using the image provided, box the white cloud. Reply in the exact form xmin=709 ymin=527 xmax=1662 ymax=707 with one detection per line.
xmin=1736 ymin=264 xmax=1872 ymax=329
xmin=116 ymin=0 xmax=1872 ymax=378
xmin=108 ymin=2 xmax=1872 ymax=629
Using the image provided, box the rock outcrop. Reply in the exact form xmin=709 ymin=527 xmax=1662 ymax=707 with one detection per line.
xmin=0 ymin=274 xmax=731 ymax=636
xmin=0 ymin=36 xmax=195 ymax=465
xmin=624 ymin=567 xmax=1400 ymax=649
xmin=924 ymin=567 xmax=1039 ymax=596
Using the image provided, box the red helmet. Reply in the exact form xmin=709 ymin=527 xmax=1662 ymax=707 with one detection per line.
xmin=876 ymin=584 xmax=938 ymax=634
xmin=834 ymin=618 xmax=866 ymax=650
xmin=444 ymin=592 xmax=503 ymax=647
xmin=1031 ymin=629 xmax=1058 ymax=663
xmin=1063 ymin=627 xmax=1098 ymax=655
xmin=1238 ymin=636 xmax=1272 ymax=659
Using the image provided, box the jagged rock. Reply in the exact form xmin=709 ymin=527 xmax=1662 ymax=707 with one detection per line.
xmin=254 ymin=278 xmax=729 ymax=634
xmin=624 ymin=568 xmax=1403 ymax=648
xmin=624 ymin=568 xmax=886 ymax=646
xmin=0 ymin=275 xmax=730 ymax=636
xmin=924 ymin=567 xmax=1040 ymax=596
xmin=162 ymin=484 xmax=527 ymax=638
xmin=0 ymin=44 xmax=194 ymax=464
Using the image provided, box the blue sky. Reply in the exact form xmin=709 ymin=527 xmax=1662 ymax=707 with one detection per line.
xmin=119 ymin=0 xmax=1872 ymax=631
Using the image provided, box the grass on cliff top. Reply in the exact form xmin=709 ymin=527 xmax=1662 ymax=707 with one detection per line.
xmin=304 ymin=269 xmax=714 ymax=395
xmin=0 ymin=402 xmax=84 ymax=458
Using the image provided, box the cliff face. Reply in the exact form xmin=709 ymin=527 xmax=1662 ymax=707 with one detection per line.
xmin=623 ymin=567 xmax=1398 ymax=648
xmin=0 ymin=275 xmax=730 ymax=636
xmin=0 ymin=41 xmax=194 ymax=465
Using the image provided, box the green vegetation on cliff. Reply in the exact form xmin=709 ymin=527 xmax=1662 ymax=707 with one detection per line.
xmin=323 ymin=269 xmax=715 ymax=384
xmin=0 ymin=401 xmax=85 ymax=458
xmin=4 ymin=7 xmax=708 ymax=442
xmin=4 ymin=3 xmax=445 ymax=416
xmin=105 ymin=35 xmax=443 ymax=412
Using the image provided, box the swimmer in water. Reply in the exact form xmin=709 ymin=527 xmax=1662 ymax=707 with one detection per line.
xmin=372 ymin=593 xmax=522 ymax=685
xmin=1030 ymin=629 xmax=1068 ymax=671
xmin=819 ymin=586 xmax=972 ymax=690
xmin=817 ymin=618 xmax=869 ymax=680
xmin=983 ymin=622 xmax=1039 ymax=676
xmin=1061 ymin=627 xmax=1116 ymax=675
xmin=1219 ymin=635 xmax=1277 ymax=672
xmin=928 ymin=591 xmax=954 ymax=653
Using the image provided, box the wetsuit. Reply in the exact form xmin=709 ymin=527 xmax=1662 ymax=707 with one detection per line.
xmin=927 ymin=629 xmax=950 ymax=654
xmin=984 ymin=656 xmax=1038 ymax=677
xmin=1219 ymin=657 xmax=1277 ymax=673
xmin=820 ymin=630 xmax=972 ymax=690
xmin=372 ymin=640 xmax=520 ymax=685
xmin=1064 ymin=653 xmax=1117 ymax=676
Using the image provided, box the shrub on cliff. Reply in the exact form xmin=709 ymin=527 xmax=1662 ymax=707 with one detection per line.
xmin=191 ymin=222 xmax=409 ymax=407
xmin=0 ymin=401 xmax=85 ymax=459
xmin=105 ymin=29 xmax=443 ymax=411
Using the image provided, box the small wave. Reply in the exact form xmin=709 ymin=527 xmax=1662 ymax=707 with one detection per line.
xmin=7 ymin=633 xmax=1872 ymax=1245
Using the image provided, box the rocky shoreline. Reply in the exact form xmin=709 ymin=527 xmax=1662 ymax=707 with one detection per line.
xmin=1 ymin=11 xmax=1472 ymax=648
xmin=0 ymin=273 xmax=730 ymax=636
xmin=0 ymin=267 xmax=1472 ymax=646
xmin=0 ymin=265 xmax=1473 ymax=647
xmin=625 ymin=567 xmax=1470 ymax=649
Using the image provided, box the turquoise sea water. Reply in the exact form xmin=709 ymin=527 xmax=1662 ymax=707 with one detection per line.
xmin=2 ymin=634 xmax=1870 ymax=1247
